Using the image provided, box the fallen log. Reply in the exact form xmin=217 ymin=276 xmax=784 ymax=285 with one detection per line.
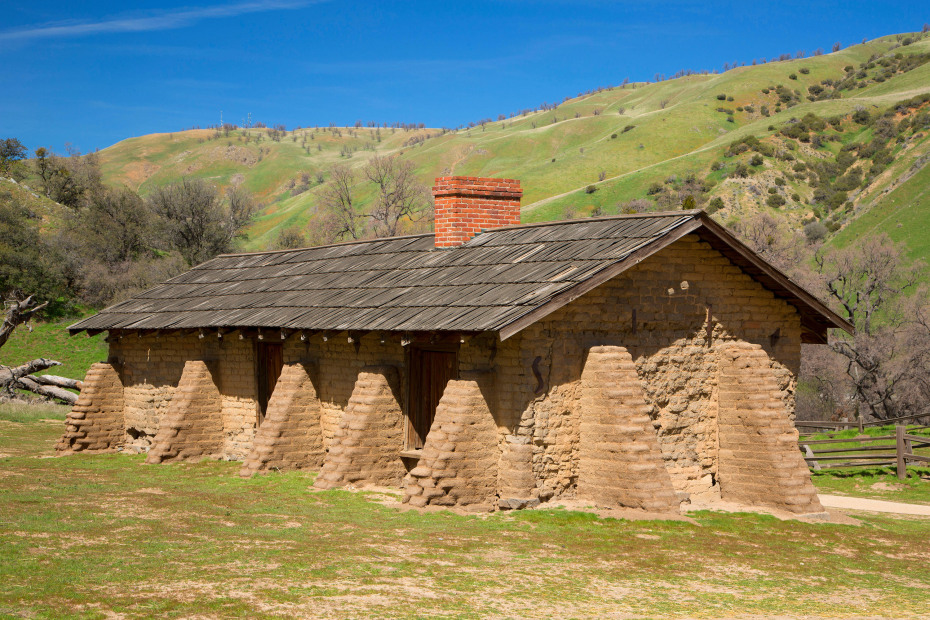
xmin=15 ymin=376 xmax=78 ymax=405
xmin=29 ymin=374 xmax=83 ymax=391
xmin=0 ymin=358 xmax=61 ymax=385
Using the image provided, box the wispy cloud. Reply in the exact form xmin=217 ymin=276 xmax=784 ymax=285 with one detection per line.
xmin=0 ymin=1 xmax=320 ymax=42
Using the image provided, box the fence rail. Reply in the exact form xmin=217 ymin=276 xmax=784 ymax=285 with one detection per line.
xmin=799 ymin=425 xmax=930 ymax=479
xmin=796 ymin=412 xmax=930 ymax=433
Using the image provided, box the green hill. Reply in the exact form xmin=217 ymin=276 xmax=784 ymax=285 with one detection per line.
xmin=91 ymin=32 xmax=930 ymax=259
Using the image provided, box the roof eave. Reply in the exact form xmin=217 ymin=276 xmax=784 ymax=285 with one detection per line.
xmin=496 ymin=212 xmax=853 ymax=342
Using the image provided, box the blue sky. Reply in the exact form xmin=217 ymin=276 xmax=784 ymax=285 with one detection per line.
xmin=1 ymin=1 xmax=926 ymax=154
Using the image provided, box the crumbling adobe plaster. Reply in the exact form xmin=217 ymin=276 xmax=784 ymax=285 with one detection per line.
xmin=60 ymin=234 xmax=815 ymax=514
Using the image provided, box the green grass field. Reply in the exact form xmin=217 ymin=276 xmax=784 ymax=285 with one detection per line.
xmin=2 ymin=405 xmax=930 ymax=618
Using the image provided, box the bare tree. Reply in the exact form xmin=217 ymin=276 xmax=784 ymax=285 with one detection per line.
xmin=318 ymin=164 xmax=362 ymax=241
xmin=363 ymin=155 xmax=433 ymax=238
xmin=730 ymin=213 xmax=806 ymax=276
xmin=316 ymin=156 xmax=433 ymax=242
xmin=813 ymin=234 xmax=928 ymax=420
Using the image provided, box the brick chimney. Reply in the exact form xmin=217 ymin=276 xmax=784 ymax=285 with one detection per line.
xmin=432 ymin=176 xmax=522 ymax=248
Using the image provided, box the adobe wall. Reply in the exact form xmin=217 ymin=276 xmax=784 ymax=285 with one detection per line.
xmin=105 ymin=331 xmax=408 ymax=461
xmin=507 ymin=234 xmax=804 ymax=503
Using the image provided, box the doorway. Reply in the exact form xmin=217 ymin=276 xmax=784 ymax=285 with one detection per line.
xmin=256 ymin=342 xmax=284 ymax=426
xmin=407 ymin=347 xmax=458 ymax=449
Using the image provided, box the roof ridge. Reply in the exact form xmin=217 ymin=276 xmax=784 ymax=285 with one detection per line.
xmin=212 ymin=210 xmax=702 ymax=260
xmin=472 ymin=209 xmax=701 ymax=237
xmin=214 ymin=232 xmax=435 ymax=259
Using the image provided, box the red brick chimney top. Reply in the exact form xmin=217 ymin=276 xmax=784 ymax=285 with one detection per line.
xmin=432 ymin=176 xmax=522 ymax=248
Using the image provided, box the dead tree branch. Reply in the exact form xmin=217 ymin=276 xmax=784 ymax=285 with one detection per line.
xmin=0 ymin=295 xmax=48 ymax=350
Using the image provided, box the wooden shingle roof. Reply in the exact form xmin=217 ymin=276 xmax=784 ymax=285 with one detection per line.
xmin=69 ymin=211 xmax=851 ymax=343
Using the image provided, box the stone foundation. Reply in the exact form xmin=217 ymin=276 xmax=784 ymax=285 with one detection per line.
xmin=314 ymin=366 xmax=405 ymax=489
xmin=717 ymin=343 xmax=823 ymax=514
xmin=56 ymin=363 xmax=125 ymax=453
xmin=240 ymin=362 xmax=323 ymax=477
xmin=576 ymin=346 xmax=680 ymax=512
xmin=403 ymin=375 xmax=500 ymax=510
xmin=146 ymin=360 xmax=223 ymax=464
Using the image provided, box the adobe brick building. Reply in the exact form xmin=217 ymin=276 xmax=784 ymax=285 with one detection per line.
xmin=60 ymin=176 xmax=851 ymax=515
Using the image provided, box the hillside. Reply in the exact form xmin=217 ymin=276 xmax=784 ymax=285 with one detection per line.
xmin=93 ymin=32 xmax=930 ymax=258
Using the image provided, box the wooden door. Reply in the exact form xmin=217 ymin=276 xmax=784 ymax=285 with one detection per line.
xmin=407 ymin=348 xmax=457 ymax=449
xmin=256 ymin=343 xmax=283 ymax=426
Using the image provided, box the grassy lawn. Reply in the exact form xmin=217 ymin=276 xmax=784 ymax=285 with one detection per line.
xmin=2 ymin=404 xmax=930 ymax=618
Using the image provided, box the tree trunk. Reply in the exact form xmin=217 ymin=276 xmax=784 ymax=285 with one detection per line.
xmin=0 ymin=296 xmax=48 ymax=350
xmin=28 ymin=374 xmax=83 ymax=391
xmin=15 ymin=376 xmax=77 ymax=405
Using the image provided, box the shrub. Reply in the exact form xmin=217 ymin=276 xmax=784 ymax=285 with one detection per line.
xmin=647 ymin=182 xmax=663 ymax=195
xmin=584 ymin=185 xmax=597 ymax=194
xmin=766 ymin=194 xmax=786 ymax=207
xmin=750 ymin=154 xmax=764 ymax=166
xmin=706 ymin=196 xmax=724 ymax=214
xmin=799 ymin=67 xmax=810 ymax=74
xmin=852 ymin=108 xmax=871 ymax=124
xmin=717 ymin=93 xmax=727 ymax=100
xmin=727 ymin=96 xmax=734 ymax=102
xmin=774 ymin=177 xmax=786 ymax=186
xmin=804 ymin=221 xmax=828 ymax=243
xmin=622 ymin=125 xmax=635 ymax=133
xmin=792 ymin=193 xmax=801 ymax=201
xmin=789 ymin=73 xmax=798 ymax=80
xmin=768 ymin=186 xmax=778 ymax=194
xmin=610 ymin=133 xmax=618 ymax=139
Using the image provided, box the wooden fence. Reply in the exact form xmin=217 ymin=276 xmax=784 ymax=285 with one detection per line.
xmin=799 ymin=425 xmax=930 ymax=479
xmin=795 ymin=411 xmax=930 ymax=433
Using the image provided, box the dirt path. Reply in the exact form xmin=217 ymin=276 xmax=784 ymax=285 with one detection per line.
xmin=818 ymin=494 xmax=930 ymax=516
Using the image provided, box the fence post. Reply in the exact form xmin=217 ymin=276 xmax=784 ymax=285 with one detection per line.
xmin=858 ymin=417 xmax=864 ymax=433
xmin=896 ymin=425 xmax=906 ymax=480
